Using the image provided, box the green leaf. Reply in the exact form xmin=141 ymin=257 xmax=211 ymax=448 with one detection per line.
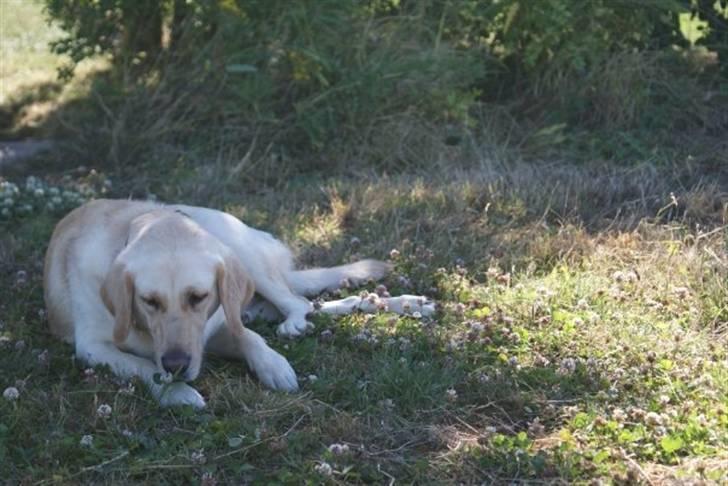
xmin=228 ymin=436 xmax=244 ymax=448
xmin=618 ymin=429 xmax=640 ymax=444
xmin=225 ymin=64 xmax=258 ymax=74
xmin=658 ymin=359 xmax=674 ymax=371
xmin=660 ymin=435 xmax=684 ymax=454
xmin=593 ymin=449 xmax=610 ymax=463
xmin=472 ymin=306 xmax=490 ymax=318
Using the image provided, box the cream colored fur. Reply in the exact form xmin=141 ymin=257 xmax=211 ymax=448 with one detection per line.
xmin=44 ymin=199 xmax=434 ymax=408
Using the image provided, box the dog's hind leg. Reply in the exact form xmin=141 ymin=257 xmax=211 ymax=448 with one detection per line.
xmin=314 ymin=294 xmax=436 ymax=317
xmin=286 ymin=259 xmax=392 ymax=296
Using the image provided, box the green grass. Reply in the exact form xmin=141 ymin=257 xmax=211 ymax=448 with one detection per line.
xmin=1 ymin=2 xmax=728 ymax=484
xmin=2 ymin=167 xmax=728 ymax=484
xmin=0 ymin=0 xmax=106 ymax=139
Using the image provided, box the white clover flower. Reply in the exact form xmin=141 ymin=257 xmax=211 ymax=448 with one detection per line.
xmin=412 ymin=311 xmax=422 ymax=319
xmin=328 ymin=443 xmax=350 ymax=455
xmin=398 ymin=337 xmax=412 ymax=351
xmin=389 ymin=249 xmax=400 ymax=259
xmin=528 ymin=418 xmax=545 ymax=438
xmin=446 ymin=388 xmax=458 ymax=402
xmin=25 ymin=176 xmax=40 ymax=190
xmin=80 ymin=434 xmax=94 ymax=447
xmin=37 ymin=349 xmax=50 ymax=365
xmin=534 ymin=354 xmax=550 ymax=367
xmin=672 ymin=286 xmax=690 ymax=298
xmin=34 ymin=188 xmax=45 ymax=197
xmin=190 ymin=449 xmax=207 ymax=465
xmin=314 ymin=462 xmax=333 ymax=476
xmin=644 ymin=412 xmax=663 ymax=427
xmin=96 ymin=403 xmax=112 ymax=419
xmin=307 ymin=374 xmax=318 ymax=383
xmin=469 ymin=322 xmax=484 ymax=333
xmin=201 ymin=471 xmax=216 ymax=486
xmin=159 ymin=371 xmax=174 ymax=384
xmin=557 ymin=358 xmax=577 ymax=375
xmin=379 ymin=398 xmax=394 ymax=410
xmin=612 ymin=408 xmax=627 ymax=423
xmin=3 ymin=386 xmax=19 ymax=401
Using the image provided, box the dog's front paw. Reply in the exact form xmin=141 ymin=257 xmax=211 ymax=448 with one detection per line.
xmin=247 ymin=347 xmax=299 ymax=392
xmin=277 ymin=317 xmax=314 ymax=338
xmin=157 ymin=382 xmax=206 ymax=409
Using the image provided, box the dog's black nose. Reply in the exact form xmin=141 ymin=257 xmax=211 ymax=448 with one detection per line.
xmin=161 ymin=349 xmax=191 ymax=376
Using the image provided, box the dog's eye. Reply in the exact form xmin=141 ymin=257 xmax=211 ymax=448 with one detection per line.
xmin=188 ymin=292 xmax=208 ymax=308
xmin=142 ymin=296 xmax=161 ymax=310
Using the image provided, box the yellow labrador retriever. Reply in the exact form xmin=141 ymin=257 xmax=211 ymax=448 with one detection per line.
xmin=44 ymin=199 xmax=434 ymax=408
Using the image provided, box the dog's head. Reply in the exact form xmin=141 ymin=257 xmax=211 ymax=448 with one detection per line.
xmin=100 ymin=210 xmax=254 ymax=381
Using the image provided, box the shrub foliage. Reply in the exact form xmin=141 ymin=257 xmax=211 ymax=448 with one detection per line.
xmin=42 ymin=0 xmax=728 ymax=163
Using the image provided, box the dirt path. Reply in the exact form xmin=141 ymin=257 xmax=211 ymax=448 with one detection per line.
xmin=0 ymin=140 xmax=54 ymax=171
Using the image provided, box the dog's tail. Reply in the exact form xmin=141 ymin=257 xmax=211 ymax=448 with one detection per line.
xmin=287 ymin=259 xmax=392 ymax=296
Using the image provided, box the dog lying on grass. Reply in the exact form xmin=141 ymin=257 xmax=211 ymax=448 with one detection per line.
xmin=43 ymin=199 xmax=435 ymax=408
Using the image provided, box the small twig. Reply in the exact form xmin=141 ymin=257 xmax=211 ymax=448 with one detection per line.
xmin=619 ymin=448 xmax=655 ymax=486
xmin=81 ymin=450 xmax=130 ymax=472
xmin=36 ymin=450 xmax=131 ymax=485
xmin=447 ymin=412 xmax=480 ymax=435
xmin=312 ymin=398 xmax=344 ymax=414
xmin=378 ymin=464 xmax=396 ymax=486
xmin=254 ymin=391 xmax=312 ymax=417
xmin=696 ymin=224 xmax=728 ymax=242
xmin=213 ymin=413 xmax=307 ymax=461
xmin=363 ymin=439 xmax=428 ymax=457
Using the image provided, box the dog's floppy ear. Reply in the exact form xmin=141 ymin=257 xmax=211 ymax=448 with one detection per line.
xmin=100 ymin=262 xmax=134 ymax=345
xmin=216 ymin=254 xmax=255 ymax=337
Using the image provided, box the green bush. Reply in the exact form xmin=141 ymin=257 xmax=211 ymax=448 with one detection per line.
xmin=42 ymin=0 xmax=728 ymax=166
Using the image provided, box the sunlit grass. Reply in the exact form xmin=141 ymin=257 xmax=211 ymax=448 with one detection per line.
xmin=1 ymin=1 xmax=727 ymax=484
xmin=0 ymin=0 xmax=66 ymax=104
xmin=2 ymin=163 xmax=728 ymax=483
xmin=0 ymin=0 xmax=108 ymax=136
